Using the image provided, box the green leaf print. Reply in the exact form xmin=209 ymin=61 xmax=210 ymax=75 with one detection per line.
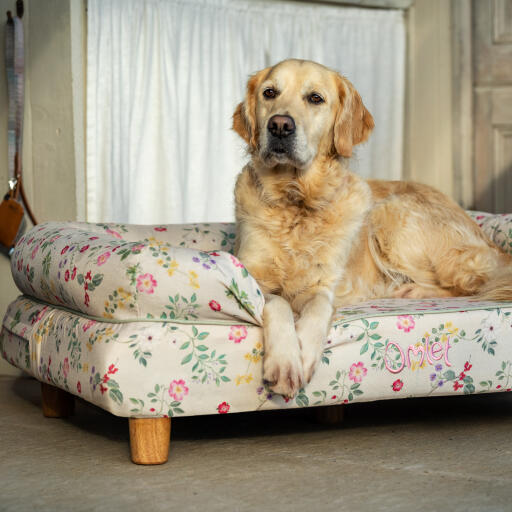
xmin=42 ymin=252 xmax=52 ymax=278
xmin=177 ymin=327 xmax=229 ymax=385
xmin=225 ymin=278 xmax=256 ymax=319
xmin=162 ymin=294 xmax=200 ymax=321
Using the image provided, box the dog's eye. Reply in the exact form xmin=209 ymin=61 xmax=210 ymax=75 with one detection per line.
xmin=308 ymin=93 xmax=324 ymax=104
xmin=263 ymin=88 xmax=277 ymax=99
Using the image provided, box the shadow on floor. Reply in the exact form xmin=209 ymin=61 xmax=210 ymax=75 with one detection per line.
xmin=8 ymin=375 xmax=512 ymax=444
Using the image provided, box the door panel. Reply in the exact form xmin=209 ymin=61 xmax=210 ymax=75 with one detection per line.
xmin=473 ymin=0 xmax=512 ymax=212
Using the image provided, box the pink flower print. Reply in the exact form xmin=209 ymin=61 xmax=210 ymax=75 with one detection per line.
xmin=63 ymin=357 xmax=70 ymax=378
xmin=229 ymin=325 xmax=248 ymax=343
xmin=453 ymin=381 xmax=463 ymax=391
xmin=464 ymin=361 xmax=472 ymax=372
xmin=217 ymin=401 xmax=230 ymax=414
xmin=397 ymin=315 xmax=415 ymax=333
xmin=97 ymin=251 xmax=111 ymax=266
xmin=230 ymin=255 xmax=245 ymax=268
xmin=131 ymin=244 xmax=145 ymax=254
xmin=392 ymin=379 xmax=404 ymax=392
xmin=85 ymin=271 xmax=92 ymax=281
xmin=82 ymin=320 xmax=96 ymax=332
xmin=84 ymin=292 xmax=90 ymax=307
xmin=348 ymin=362 xmax=367 ymax=383
xmin=209 ymin=300 xmax=221 ymax=312
xmin=80 ymin=244 xmax=90 ymax=253
xmin=106 ymin=228 xmax=122 ymax=239
xmin=154 ymin=227 xmax=167 ymax=232
xmin=136 ymin=273 xmax=157 ymax=294
xmin=34 ymin=306 xmax=48 ymax=324
xmin=168 ymin=379 xmax=189 ymax=401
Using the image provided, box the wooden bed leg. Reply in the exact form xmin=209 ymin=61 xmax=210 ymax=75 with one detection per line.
xmin=41 ymin=382 xmax=75 ymax=418
xmin=129 ymin=417 xmax=171 ymax=465
xmin=314 ymin=405 xmax=345 ymax=425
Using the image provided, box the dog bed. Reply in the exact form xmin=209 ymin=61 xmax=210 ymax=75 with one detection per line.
xmin=2 ymin=211 xmax=512 ymax=464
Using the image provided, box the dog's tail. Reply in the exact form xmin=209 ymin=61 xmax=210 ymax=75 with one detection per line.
xmin=476 ymin=263 xmax=512 ymax=301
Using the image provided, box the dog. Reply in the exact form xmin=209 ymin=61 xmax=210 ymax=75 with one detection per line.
xmin=232 ymin=59 xmax=512 ymax=398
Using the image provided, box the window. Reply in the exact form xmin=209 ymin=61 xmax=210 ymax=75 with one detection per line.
xmin=87 ymin=0 xmax=405 ymax=223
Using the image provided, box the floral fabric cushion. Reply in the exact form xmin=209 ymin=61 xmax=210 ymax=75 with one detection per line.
xmin=2 ymin=213 xmax=512 ymax=418
xmin=10 ymin=222 xmax=263 ymax=325
xmin=2 ymin=295 xmax=512 ymax=417
xmin=467 ymin=211 xmax=512 ymax=253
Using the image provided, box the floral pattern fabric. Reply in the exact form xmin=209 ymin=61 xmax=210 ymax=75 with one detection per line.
xmin=468 ymin=211 xmax=512 ymax=253
xmin=9 ymin=222 xmax=262 ymax=325
xmin=2 ymin=295 xmax=512 ymax=417
xmin=2 ymin=212 xmax=512 ymax=418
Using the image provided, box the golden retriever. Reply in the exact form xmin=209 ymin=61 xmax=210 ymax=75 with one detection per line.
xmin=232 ymin=59 xmax=512 ymax=398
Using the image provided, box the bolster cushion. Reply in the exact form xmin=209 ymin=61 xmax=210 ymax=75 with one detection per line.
xmin=468 ymin=211 xmax=512 ymax=255
xmin=10 ymin=222 xmax=263 ymax=325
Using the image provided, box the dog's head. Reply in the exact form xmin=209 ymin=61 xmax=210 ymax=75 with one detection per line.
xmin=233 ymin=59 xmax=374 ymax=169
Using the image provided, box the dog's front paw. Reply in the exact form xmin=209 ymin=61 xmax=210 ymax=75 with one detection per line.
xmin=300 ymin=343 xmax=323 ymax=384
xmin=296 ymin=322 xmax=326 ymax=384
xmin=263 ymin=344 xmax=304 ymax=398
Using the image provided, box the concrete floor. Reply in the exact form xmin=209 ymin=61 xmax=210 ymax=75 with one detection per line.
xmin=2 ymin=375 xmax=512 ymax=512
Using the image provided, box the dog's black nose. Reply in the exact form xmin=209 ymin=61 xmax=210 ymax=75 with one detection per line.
xmin=267 ymin=115 xmax=296 ymax=138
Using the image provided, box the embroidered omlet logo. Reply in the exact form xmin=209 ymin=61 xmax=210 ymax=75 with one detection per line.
xmin=384 ymin=338 xmax=451 ymax=374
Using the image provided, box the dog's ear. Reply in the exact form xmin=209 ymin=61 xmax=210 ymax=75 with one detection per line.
xmin=333 ymin=75 xmax=374 ymax=158
xmin=232 ymin=102 xmax=249 ymax=144
xmin=233 ymin=67 xmax=271 ymax=149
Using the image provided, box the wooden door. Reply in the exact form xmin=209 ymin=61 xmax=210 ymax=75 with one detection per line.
xmin=473 ymin=0 xmax=512 ymax=213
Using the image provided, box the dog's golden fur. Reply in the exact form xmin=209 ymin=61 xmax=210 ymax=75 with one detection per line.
xmin=232 ymin=59 xmax=512 ymax=397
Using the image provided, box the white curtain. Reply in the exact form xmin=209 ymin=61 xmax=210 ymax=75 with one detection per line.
xmin=87 ymin=0 xmax=405 ymax=224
